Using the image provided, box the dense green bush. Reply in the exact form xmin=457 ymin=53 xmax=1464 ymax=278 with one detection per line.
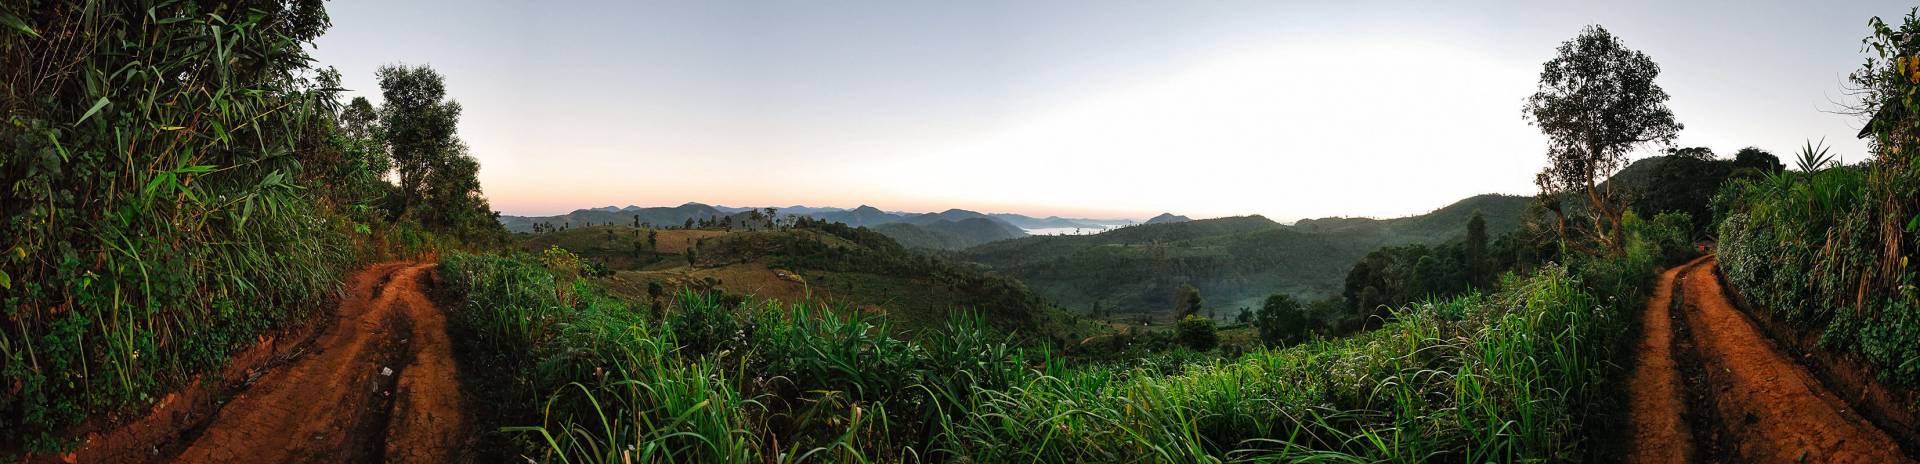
xmin=1174 ymin=315 xmax=1219 ymax=351
xmin=1718 ymin=161 xmax=1918 ymax=385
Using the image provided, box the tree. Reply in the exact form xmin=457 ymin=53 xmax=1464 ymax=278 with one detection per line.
xmin=321 ymin=91 xmax=393 ymax=209
xmin=1175 ymin=315 xmax=1218 ymax=351
xmin=1257 ymin=294 xmax=1308 ymax=347
xmin=1465 ymin=211 xmax=1488 ymax=288
xmin=1732 ymin=147 xmax=1785 ymax=175
xmin=1668 ymin=146 xmax=1715 ymax=160
xmin=1523 ymin=25 xmax=1682 ymax=255
xmin=1174 ymin=284 xmax=1203 ymax=319
xmin=373 ymin=64 xmax=501 ymax=242
xmin=377 ymin=64 xmax=460 ymax=214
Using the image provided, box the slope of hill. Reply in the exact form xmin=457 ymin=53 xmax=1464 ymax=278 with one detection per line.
xmin=509 ymin=203 xmax=1036 ymax=249
xmin=959 ymin=194 xmax=1531 ymax=316
xmin=499 ymin=202 xmax=737 ymax=232
xmin=873 ymin=218 xmax=1027 ymax=250
xmin=1291 ymin=194 xmax=1531 ymax=245
xmin=989 ymin=213 xmax=1098 ymax=229
xmin=804 ymin=205 xmax=900 ymax=227
xmin=1144 ymin=213 xmax=1192 ymax=224
xmin=514 ymin=223 xmax=1092 ymax=341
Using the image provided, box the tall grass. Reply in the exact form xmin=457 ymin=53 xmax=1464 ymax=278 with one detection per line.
xmin=0 ymin=2 xmax=358 ymax=451
xmin=442 ymin=242 xmax=1653 ymax=462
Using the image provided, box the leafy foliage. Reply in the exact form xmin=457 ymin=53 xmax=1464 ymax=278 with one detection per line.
xmin=1524 ymin=25 xmax=1682 ymax=255
xmin=0 ymin=1 xmax=360 ymax=451
xmin=1714 ymin=8 xmax=1920 ymax=388
xmin=376 ymin=64 xmax=504 ymax=244
xmin=1174 ymin=314 xmax=1218 ymax=351
xmin=1255 ymin=293 xmax=1308 ymax=347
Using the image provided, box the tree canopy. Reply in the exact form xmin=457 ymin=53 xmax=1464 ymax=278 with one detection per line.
xmin=1524 ymin=25 xmax=1681 ymax=255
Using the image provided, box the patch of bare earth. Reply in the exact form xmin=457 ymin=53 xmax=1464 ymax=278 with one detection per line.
xmin=1630 ymin=257 xmax=1912 ymax=463
xmin=63 ymin=262 xmax=470 ymax=463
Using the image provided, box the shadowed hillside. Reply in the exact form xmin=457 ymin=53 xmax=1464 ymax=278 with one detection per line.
xmin=960 ymin=194 xmax=1532 ymax=316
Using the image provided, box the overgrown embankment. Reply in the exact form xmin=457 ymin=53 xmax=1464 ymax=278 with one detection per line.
xmin=0 ymin=3 xmax=503 ymax=455
xmin=1710 ymin=15 xmax=1920 ymax=419
xmin=0 ymin=3 xmax=353 ymax=453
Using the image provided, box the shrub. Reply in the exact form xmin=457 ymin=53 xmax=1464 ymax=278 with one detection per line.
xmin=1175 ymin=315 xmax=1219 ymax=351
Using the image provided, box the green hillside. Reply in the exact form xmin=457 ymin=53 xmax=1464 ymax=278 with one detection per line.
xmin=960 ymin=194 xmax=1531 ymax=316
xmin=872 ymin=217 xmax=1026 ymax=250
xmin=515 ymin=222 xmax=1094 ymax=342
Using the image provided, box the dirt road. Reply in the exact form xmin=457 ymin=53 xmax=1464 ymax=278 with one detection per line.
xmin=65 ymin=262 xmax=469 ymax=463
xmin=1628 ymin=257 xmax=1910 ymax=463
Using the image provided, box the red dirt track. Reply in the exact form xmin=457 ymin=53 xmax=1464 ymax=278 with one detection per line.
xmin=63 ymin=262 xmax=468 ymax=463
xmin=1628 ymin=257 xmax=1910 ymax=463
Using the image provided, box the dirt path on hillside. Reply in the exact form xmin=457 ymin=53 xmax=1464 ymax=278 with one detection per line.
xmin=65 ymin=262 xmax=470 ymax=463
xmin=1628 ymin=257 xmax=1911 ymax=463
xmin=1626 ymin=258 xmax=1697 ymax=463
xmin=172 ymin=262 xmax=467 ymax=463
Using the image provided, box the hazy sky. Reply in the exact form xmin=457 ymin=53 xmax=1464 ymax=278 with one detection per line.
xmin=310 ymin=1 xmax=1913 ymax=220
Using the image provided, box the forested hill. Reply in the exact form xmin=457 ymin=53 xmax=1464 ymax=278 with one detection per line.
xmin=958 ymin=194 xmax=1532 ymax=316
xmin=502 ymin=204 xmax=1036 ymax=250
xmin=498 ymin=202 xmax=736 ymax=231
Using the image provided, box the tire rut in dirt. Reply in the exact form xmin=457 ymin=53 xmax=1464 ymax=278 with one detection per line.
xmin=1669 ymin=260 xmax=1732 ymax=462
xmin=1675 ymin=259 xmax=1909 ymax=463
xmin=164 ymin=263 xmax=467 ymax=463
xmin=1627 ymin=256 xmax=1705 ymax=464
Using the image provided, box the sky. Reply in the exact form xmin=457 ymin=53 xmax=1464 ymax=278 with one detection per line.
xmin=309 ymin=0 xmax=1915 ymax=221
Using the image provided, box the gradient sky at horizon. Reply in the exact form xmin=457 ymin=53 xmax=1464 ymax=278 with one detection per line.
xmin=310 ymin=0 xmax=1914 ymax=221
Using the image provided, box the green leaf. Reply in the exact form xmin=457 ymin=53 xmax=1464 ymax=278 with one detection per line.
xmin=0 ymin=12 xmax=37 ymax=38
xmin=75 ymin=96 xmax=109 ymax=126
xmin=175 ymin=164 xmax=216 ymax=174
xmin=0 ymin=269 xmax=10 ymax=290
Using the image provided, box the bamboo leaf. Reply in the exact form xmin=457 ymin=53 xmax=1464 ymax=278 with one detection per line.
xmin=0 ymin=12 xmax=36 ymax=38
xmin=75 ymin=96 xmax=110 ymax=126
xmin=175 ymin=164 xmax=216 ymax=174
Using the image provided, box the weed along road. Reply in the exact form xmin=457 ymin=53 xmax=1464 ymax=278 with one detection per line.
xmin=1629 ymin=257 xmax=1910 ymax=463
xmin=116 ymin=262 xmax=469 ymax=463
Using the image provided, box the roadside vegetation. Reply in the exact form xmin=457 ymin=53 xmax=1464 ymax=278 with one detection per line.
xmin=0 ymin=1 xmax=502 ymax=453
xmin=1715 ymin=9 xmax=1920 ymax=388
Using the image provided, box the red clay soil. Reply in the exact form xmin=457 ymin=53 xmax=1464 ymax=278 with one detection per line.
xmin=1625 ymin=257 xmax=1700 ymax=463
xmin=61 ymin=262 xmax=469 ymax=463
xmin=1630 ymin=256 xmax=1912 ymax=463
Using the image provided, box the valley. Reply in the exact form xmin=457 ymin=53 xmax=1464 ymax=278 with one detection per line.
xmin=6 ymin=2 xmax=1920 ymax=463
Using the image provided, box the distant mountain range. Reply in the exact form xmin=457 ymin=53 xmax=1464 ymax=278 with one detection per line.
xmin=957 ymin=194 xmax=1534 ymax=316
xmin=498 ymin=203 xmax=1132 ymax=251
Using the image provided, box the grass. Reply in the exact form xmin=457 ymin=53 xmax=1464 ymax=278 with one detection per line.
xmin=441 ymin=237 xmax=1657 ymax=462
